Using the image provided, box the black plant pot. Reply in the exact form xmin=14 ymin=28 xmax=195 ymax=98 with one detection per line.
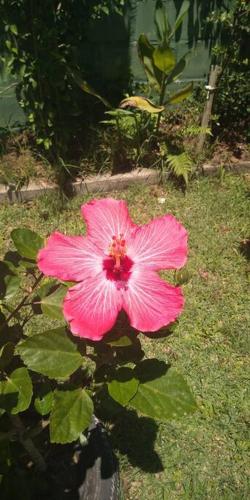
xmin=0 ymin=417 xmax=120 ymax=500
xmin=78 ymin=416 xmax=120 ymax=500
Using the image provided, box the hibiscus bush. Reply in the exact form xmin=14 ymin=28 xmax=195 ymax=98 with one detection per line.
xmin=0 ymin=198 xmax=196 ymax=475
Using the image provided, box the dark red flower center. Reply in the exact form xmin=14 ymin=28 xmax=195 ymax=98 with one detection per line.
xmin=103 ymin=234 xmax=133 ymax=287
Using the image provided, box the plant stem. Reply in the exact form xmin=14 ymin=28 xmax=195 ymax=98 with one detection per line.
xmin=10 ymin=415 xmax=46 ymax=471
xmin=133 ymin=113 xmax=141 ymax=158
xmin=156 ymin=74 xmax=167 ymax=135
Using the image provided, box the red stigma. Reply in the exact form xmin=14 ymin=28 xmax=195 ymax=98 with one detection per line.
xmin=108 ymin=234 xmax=127 ymax=271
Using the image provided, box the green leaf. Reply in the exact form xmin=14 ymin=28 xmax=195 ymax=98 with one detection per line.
xmin=10 ymin=24 xmax=18 ymax=35
xmin=105 ymin=109 xmax=135 ymax=117
xmin=3 ymin=275 xmax=20 ymax=301
xmin=107 ymin=336 xmax=132 ymax=347
xmin=171 ymin=0 xmax=190 ymax=38
xmin=0 ymin=261 xmax=20 ymax=301
xmin=166 ymin=52 xmax=190 ymax=85
xmin=34 ymin=383 xmax=54 ymax=416
xmin=129 ymin=361 xmax=197 ymax=421
xmin=154 ymin=0 xmax=171 ymax=43
xmin=175 ymin=268 xmax=191 ymax=285
xmin=40 ymin=285 xmax=67 ymax=320
xmin=0 ymin=343 xmax=15 ymax=370
xmin=16 ymin=327 xmax=82 ymax=379
xmin=50 ymin=389 xmax=93 ymax=444
xmin=169 ymin=82 xmax=193 ymax=104
xmin=0 ymin=367 xmax=33 ymax=414
xmin=36 ymin=279 xmax=58 ymax=299
xmin=153 ymin=46 xmax=176 ymax=74
xmin=108 ymin=367 xmax=139 ymax=406
xmin=68 ymin=68 xmax=111 ymax=108
xmin=11 ymin=228 xmax=44 ymax=260
xmin=5 ymin=40 xmax=12 ymax=51
xmin=120 ymin=96 xmax=164 ymax=113
xmin=137 ymin=34 xmax=162 ymax=90
xmin=167 ymin=152 xmax=193 ymax=186
xmin=3 ymin=259 xmax=19 ymax=275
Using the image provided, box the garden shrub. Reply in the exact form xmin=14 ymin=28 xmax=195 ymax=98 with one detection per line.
xmin=207 ymin=0 xmax=250 ymax=141
xmin=0 ymin=0 xmax=128 ymax=161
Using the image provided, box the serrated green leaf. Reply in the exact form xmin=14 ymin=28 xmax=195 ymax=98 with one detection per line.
xmin=40 ymin=285 xmax=67 ymax=320
xmin=11 ymin=228 xmax=44 ymax=260
xmin=108 ymin=367 xmax=139 ymax=406
xmin=34 ymin=383 xmax=54 ymax=416
xmin=120 ymin=96 xmax=164 ymax=113
xmin=16 ymin=327 xmax=82 ymax=379
xmin=129 ymin=362 xmax=197 ymax=421
xmin=0 ymin=342 xmax=15 ymax=370
xmin=169 ymin=82 xmax=193 ymax=104
xmin=153 ymin=46 xmax=176 ymax=74
xmin=50 ymin=389 xmax=93 ymax=444
xmin=0 ymin=367 xmax=33 ymax=414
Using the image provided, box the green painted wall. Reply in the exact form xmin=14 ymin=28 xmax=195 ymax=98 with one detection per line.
xmin=0 ymin=1 xmax=225 ymax=128
xmin=0 ymin=68 xmax=25 ymax=128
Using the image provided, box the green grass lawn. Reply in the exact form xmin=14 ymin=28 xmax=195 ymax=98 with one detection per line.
xmin=0 ymin=174 xmax=249 ymax=499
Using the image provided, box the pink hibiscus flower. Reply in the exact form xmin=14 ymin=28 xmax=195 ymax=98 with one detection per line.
xmin=38 ymin=198 xmax=188 ymax=341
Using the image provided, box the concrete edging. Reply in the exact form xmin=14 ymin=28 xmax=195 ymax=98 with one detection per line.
xmin=0 ymin=162 xmax=249 ymax=203
xmin=202 ymin=161 xmax=250 ymax=176
xmin=0 ymin=168 xmax=160 ymax=203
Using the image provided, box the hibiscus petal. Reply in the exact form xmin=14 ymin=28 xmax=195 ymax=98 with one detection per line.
xmin=128 ymin=215 xmax=187 ymax=270
xmin=38 ymin=231 xmax=103 ymax=281
xmin=63 ymin=274 xmax=122 ymax=340
xmin=81 ymin=198 xmax=137 ymax=253
xmin=122 ymin=268 xmax=184 ymax=332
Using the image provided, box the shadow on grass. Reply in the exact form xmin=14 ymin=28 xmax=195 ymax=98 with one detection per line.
xmin=96 ymin=388 xmax=163 ymax=473
xmin=110 ymin=410 xmax=163 ymax=473
xmin=239 ymin=238 xmax=250 ymax=261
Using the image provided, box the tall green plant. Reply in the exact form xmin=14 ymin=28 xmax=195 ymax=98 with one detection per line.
xmin=120 ymin=1 xmax=195 ymax=186
xmin=125 ymin=0 xmax=193 ymax=132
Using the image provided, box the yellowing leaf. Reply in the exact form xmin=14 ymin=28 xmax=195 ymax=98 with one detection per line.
xmin=120 ymin=96 xmax=164 ymax=114
xmin=153 ymin=46 xmax=176 ymax=74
